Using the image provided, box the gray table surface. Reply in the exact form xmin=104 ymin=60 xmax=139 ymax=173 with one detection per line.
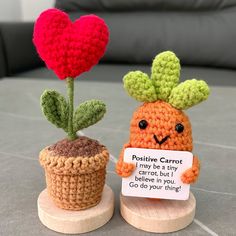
xmin=0 ymin=77 xmax=235 ymax=236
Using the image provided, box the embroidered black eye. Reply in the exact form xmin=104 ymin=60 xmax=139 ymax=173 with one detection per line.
xmin=175 ymin=123 xmax=184 ymax=133
xmin=139 ymin=120 xmax=148 ymax=129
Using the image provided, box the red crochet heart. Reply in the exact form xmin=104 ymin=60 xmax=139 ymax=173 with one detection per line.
xmin=33 ymin=9 xmax=109 ymax=80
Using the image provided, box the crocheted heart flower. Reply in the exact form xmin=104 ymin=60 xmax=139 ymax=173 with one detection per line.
xmin=33 ymin=9 xmax=109 ymax=79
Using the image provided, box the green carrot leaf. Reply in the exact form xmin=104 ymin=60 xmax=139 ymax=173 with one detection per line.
xmin=123 ymin=71 xmax=157 ymax=102
xmin=168 ymin=79 xmax=210 ymax=110
xmin=151 ymin=51 xmax=180 ymax=101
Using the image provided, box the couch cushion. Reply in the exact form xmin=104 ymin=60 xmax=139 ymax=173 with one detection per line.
xmin=0 ymin=23 xmax=43 ymax=75
xmin=55 ymin=0 xmax=236 ymax=12
xmin=0 ymin=30 xmax=7 ymax=77
xmin=68 ymin=8 xmax=236 ymax=69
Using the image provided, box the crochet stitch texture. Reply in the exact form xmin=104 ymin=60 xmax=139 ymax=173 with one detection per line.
xmin=129 ymin=101 xmax=192 ymax=151
xmin=40 ymin=90 xmax=106 ymax=134
xmin=40 ymin=146 xmax=109 ymax=210
xmin=33 ymin=9 xmax=110 ymax=210
xmin=33 ymin=8 xmax=109 ymax=79
xmin=116 ymin=51 xmax=209 ymax=184
xmin=123 ymin=51 xmax=209 ymax=110
xmin=41 ymin=90 xmax=69 ymax=132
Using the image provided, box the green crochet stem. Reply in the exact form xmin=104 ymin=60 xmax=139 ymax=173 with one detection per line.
xmin=66 ymin=77 xmax=77 ymax=140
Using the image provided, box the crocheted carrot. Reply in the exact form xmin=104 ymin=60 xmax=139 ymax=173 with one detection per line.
xmin=33 ymin=9 xmax=109 ymax=140
xmin=116 ymin=51 xmax=210 ymax=184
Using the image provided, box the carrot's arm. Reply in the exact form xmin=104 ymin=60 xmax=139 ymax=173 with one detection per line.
xmin=181 ymin=155 xmax=200 ymax=184
xmin=116 ymin=143 xmax=135 ymax=177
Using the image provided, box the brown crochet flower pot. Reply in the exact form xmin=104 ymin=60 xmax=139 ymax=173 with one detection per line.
xmin=39 ymin=136 xmax=109 ymax=211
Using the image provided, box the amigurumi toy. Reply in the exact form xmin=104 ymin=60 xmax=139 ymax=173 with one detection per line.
xmin=33 ymin=9 xmax=110 ymax=211
xmin=116 ymin=51 xmax=210 ymax=184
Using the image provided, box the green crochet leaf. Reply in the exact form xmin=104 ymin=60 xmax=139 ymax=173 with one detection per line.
xmin=73 ymin=99 xmax=106 ymax=131
xmin=123 ymin=71 xmax=157 ymax=102
xmin=168 ymin=79 xmax=210 ymax=110
xmin=40 ymin=90 xmax=68 ymax=131
xmin=151 ymin=51 xmax=180 ymax=101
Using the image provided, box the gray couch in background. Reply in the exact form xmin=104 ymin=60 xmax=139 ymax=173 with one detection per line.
xmin=0 ymin=0 xmax=236 ymax=85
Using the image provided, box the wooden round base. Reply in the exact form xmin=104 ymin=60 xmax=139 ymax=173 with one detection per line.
xmin=38 ymin=185 xmax=114 ymax=234
xmin=120 ymin=192 xmax=196 ymax=233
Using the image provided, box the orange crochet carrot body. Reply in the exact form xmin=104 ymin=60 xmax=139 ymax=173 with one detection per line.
xmin=115 ymin=101 xmax=200 ymax=183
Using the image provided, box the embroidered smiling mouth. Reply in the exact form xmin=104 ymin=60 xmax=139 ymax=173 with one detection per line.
xmin=153 ymin=134 xmax=170 ymax=145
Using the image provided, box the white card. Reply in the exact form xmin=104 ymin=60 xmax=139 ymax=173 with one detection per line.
xmin=122 ymin=148 xmax=193 ymax=200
